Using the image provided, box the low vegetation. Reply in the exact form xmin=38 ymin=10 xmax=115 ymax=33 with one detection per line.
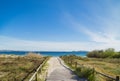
xmin=87 ymin=48 xmax=120 ymax=58
xmin=60 ymin=54 xmax=120 ymax=81
xmin=0 ymin=53 xmax=47 ymax=81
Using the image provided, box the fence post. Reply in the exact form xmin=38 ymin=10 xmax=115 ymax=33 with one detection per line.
xmin=14 ymin=77 xmax=16 ymax=81
xmin=67 ymin=57 xmax=69 ymax=63
xmin=40 ymin=68 xmax=42 ymax=74
xmin=71 ymin=60 xmax=72 ymax=67
xmin=116 ymin=76 xmax=119 ymax=81
xmin=75 ymin=62 xmax=77 ymax=68
xmin=35 ymin=73 xmax=37 ymax=81
xmin=93 ymin=68 xmax=95 ymax=74
xmin=68 ymin=57 xmax=69 ymax=64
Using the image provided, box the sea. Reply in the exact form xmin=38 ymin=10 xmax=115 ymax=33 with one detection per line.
xmin=0 ymin=51 xmax=88 ymax=57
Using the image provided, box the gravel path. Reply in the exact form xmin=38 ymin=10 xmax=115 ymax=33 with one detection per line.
xmin=46 ymin=57 xmax=87 ymax=81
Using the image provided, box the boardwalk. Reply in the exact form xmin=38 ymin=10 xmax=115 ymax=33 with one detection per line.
xmin=46 ymin=57 xmax=86 ymax=81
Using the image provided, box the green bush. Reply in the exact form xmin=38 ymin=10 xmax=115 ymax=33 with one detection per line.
xmin=87 ymin=48 xmax=119 ymax=58
xmin=75 ymin=67 xmax=95 ymax=81
xmin=112 ymin=52 xmax=120 ymax=58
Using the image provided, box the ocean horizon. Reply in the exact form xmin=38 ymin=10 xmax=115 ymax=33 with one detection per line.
xmin=0 ymin=51 xmax=88 ymax=57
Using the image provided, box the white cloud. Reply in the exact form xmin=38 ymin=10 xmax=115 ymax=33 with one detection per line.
xmin=1 ymin=0 xmax=120 ymax=51
xmin=61 ymin=0 xmax=120 ymax=51
xmin=0 ymin=35 xmax=89 ymax=51
xmin=0 ymin=35 xmax=120 ymax=51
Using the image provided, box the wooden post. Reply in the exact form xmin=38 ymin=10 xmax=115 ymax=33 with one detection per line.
xmin=67 ymin=57 xmax=68 ymax=63
xmin=71 ymin=60 xmax=72 ymax=67
xmin=35 ymin=73 xmax=37 ymax=81
xmin=93 ymin=68 xmax=95 ymax=74
xmin=75 ymin=62 xmax=77 ymax=68
xmin=40 ymin=68 xmax=42 ymax=74
xmin=68 ymin=57 xmax=69 ymax=64
xmin=116 ymin=76 xmax=119 ymax=81
xmin=14 ymin=77 xmax=16 ymax=81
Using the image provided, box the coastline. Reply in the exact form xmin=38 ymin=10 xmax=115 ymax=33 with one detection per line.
xmin=0 ymin=51 xmax=87 ymax=57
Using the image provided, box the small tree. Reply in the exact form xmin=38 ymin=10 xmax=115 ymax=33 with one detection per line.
xmin=104 ymin=48 xmax=115 ymax=58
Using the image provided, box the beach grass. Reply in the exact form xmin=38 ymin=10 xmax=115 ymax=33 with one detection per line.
xmin=77 ymin=58 xmax=120 ymax=77
xmin=0 ymin=53 xmax=46 ymax=81
xmin=60 ymin=55 xmax=120 ymax=81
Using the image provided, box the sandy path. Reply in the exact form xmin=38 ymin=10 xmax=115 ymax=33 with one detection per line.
xmin=46 ymin=57 xmax=86 ymax=81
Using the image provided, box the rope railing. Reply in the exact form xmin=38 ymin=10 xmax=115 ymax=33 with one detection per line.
xmin=28 ymin=57 xmax=49 ymax=81
xmin=61 ymin=56 xmax=120 ymax=81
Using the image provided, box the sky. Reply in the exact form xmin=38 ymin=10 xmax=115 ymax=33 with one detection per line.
xmin=0 ymin=0 xmax=120 ymax=51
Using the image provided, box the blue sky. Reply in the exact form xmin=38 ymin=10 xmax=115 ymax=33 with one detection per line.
xmin=0 ymin=0 xmax=120 ymax=51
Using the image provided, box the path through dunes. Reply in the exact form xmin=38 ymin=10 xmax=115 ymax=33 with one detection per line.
xmin=46 ymin=57 xmax=87 ymax=81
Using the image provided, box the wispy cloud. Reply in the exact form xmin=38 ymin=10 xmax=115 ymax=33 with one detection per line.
xmin=1 ymin=0 xmax=120 ymax=51
xmin=0 ymin=35 xmax=120 ymax=51
xmin=0 ymin=35 xmax=92 ymax=51
xmin=62 ymin=0 xmax=120 ymax=51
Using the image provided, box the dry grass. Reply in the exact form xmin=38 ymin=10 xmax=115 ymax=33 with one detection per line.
xmin=77 ymin=58 xmax=120 ymax=78
xmin=0 ymin=53 xmax=45 ymax=81
xmin=61 ymin=55 xmax=120 ymax=81
xmin=25 ymin=52 xmax=43 ymax=58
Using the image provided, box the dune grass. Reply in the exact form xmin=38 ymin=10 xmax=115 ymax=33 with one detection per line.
xmin=0 ymin=53 xmax=46 ymax=81
xmin=60 ymin=55 xmax=120 ymax=81
xmin=76 ymin=58 xmax=120 ymax=77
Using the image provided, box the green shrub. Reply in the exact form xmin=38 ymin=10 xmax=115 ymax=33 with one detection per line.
xmin=87 ymin=48 xmax=118 ymax=58
xmin=75 ymin=67 xmax=95 ymax=81
xmin=112 ymin=52 xmax=120 ymax=58
xmin=81 ymin=57 xmax=90 ymax=61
